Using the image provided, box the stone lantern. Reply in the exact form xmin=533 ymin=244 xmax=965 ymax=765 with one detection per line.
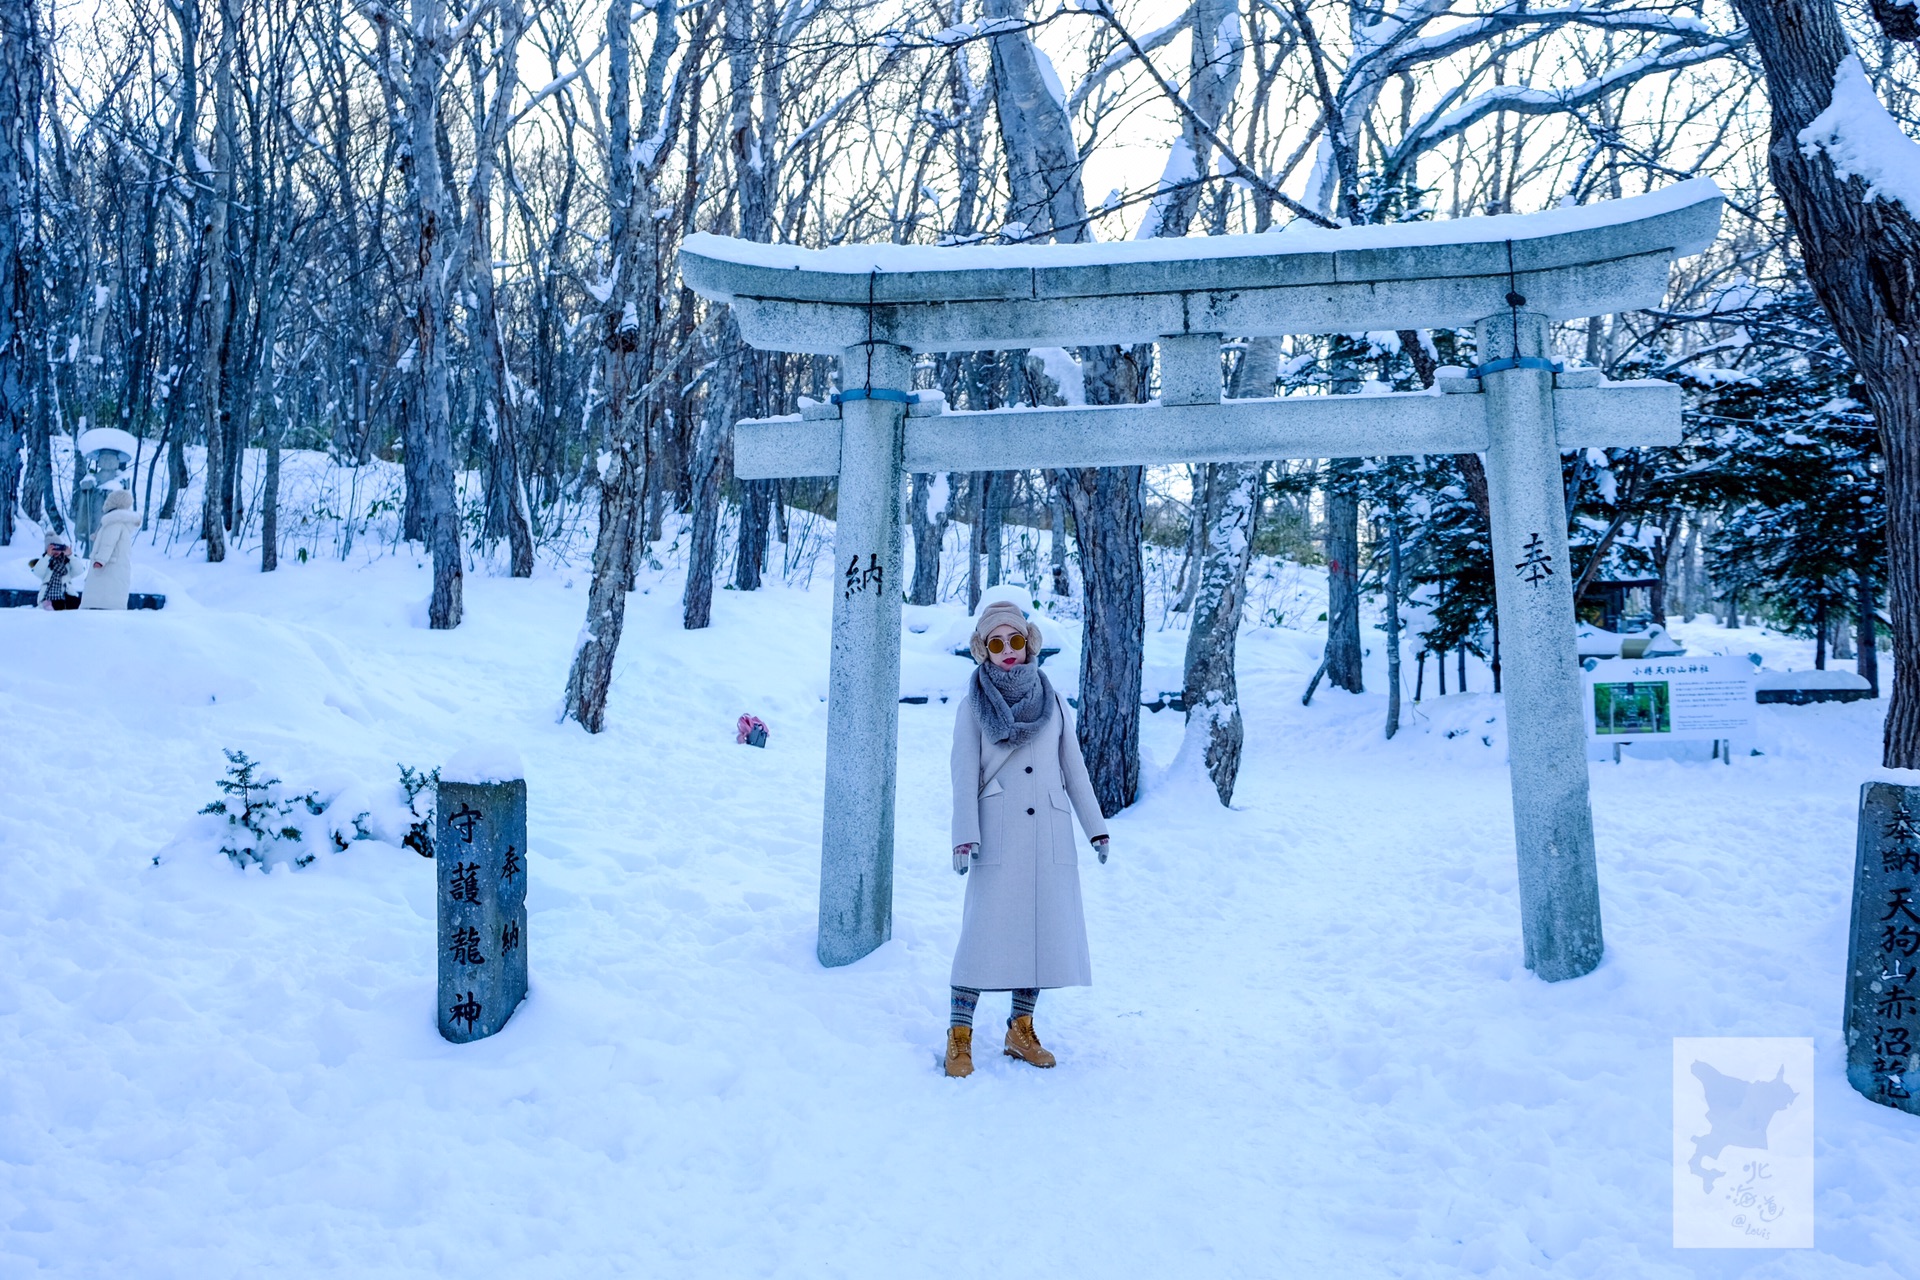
xmin=74 ymin=427 xmax=139 ymax=553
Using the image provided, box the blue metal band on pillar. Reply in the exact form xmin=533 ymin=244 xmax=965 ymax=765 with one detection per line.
xmin=1470 ymin=356 xmax=1562 ymax=378
xmin=831 ymin=388 xmax=916 ymax=405
xmin=1471 ymin=246 xmax=1560 ymax=381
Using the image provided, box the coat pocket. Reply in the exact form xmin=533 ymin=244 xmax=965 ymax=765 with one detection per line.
xmin=1049 ymin=790 xmax=1077 ymax=864
xmin=976 ymin=778 xmax=1007 ymax=864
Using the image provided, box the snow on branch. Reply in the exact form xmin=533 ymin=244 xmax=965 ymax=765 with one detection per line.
xmin=505 ymin=34 xmax=610 ymax=131
xmin=1353 ymin=3 xmax=1730 ymax=82
xmin=1066 ymin=6 xmax=1191 ymax=114
xmin=1798 ymin=54 xmax=1920 ymax=217
xmin=1388 ymin=34 xmax=1744 ymax=172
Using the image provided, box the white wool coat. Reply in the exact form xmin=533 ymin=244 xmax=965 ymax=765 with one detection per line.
xmin=949 ymin=685 xmax=1109 ymax=990
xmin=29 ymin=551 xmax=81 ymax=604
xmin=80 ymin=508 xmax=139 ymax=610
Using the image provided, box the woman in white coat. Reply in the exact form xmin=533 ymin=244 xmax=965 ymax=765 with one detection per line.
xmin=945 ymin=600 xmax=1109 ymax=1078
xmin=80 ymin=490 xmax=138 ymax=611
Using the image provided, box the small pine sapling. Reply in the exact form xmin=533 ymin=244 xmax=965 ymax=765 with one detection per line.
xmin=200 ymin=749 xmax=329 ymax=870
xmin=399 ymin=765 xmax=440 ymax=858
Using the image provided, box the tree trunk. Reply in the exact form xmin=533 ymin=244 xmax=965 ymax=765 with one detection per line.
xmin=1385 ymin=513 xmax=1403 ymax=738
xmin=733 ymin=478 xmax=770 ymax=590
xmin=1178 ymin=335 xmax=1274 ymax=800
xmin=261 ymin=425 xmax=280 ymax=571
xmin=723 ymin=0 xmax=772 ymax=593
xmin=1171 ymin=468 xmax=1204 ymax=614
xmin=1324 ymin=337 xmax=1364 ymax=692
xmin=410 ymin=0 xmax=461 ymax=628
xmin=1324 ymin=466 xmax=1364 ymax=692
xmin=965 ymin=471 xmax=983 ymax=611
xmin=1059 ymin=462 xmax=1144 ymax=815
xmin=1050 ymin=491 xmax=1069 ymax=596
xmin=908 ymin=472 xmax=944 ymax=605
xmin=682 ymin=355 xmax=728 ymax=630
xmin=1734 ymin=0 xmax=1920 ymax=765
xmin=465 ymin=3 xmax=534 ymax=579
xmin=196 ymin=0 xmax=235 ymax=563
xmin=1860 ymin=545 xmax=1882 ymax=695
xmin=1650 ymin=511 xmax=1682 ymax=624
xmin=400 ymin=388 xmax=428 ymax=541
xmin=0 ymin=0 xmax=42 ymax=547
xmin=983 ymin=469 xmax=1006 ymax=588
xmin=1181 ymin=460 xmax=1258 ymax=802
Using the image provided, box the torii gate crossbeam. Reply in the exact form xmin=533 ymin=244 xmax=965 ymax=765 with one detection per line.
xmin=681 ymin=180 xmax=1725 ymax=982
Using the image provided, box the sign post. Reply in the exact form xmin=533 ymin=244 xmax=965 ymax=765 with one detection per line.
xmin=1583 ymin=655 xmax=1759 ymax=762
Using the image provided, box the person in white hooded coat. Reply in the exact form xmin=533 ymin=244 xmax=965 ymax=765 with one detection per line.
xmin=80 ymin=490 xmax=138 ymax=611
xmin=943 ymin=599 xmax=1109 ymax=1079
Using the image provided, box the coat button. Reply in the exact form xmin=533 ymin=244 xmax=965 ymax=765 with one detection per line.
xmin=1025 ymin=766 xmax=1033 ymax=773
xmin=1027 ymin=807 xmax=1035 ymax=815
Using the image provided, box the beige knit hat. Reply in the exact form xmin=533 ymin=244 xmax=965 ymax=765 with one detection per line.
xmin=103 ymin=489 xmax=133 ymax=513
xmin=969 ymin=600 xmax=1043 ymax=665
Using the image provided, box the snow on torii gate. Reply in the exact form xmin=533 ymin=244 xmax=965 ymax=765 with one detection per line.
xmin=681 ymin=179 xmax=1724 ymax=982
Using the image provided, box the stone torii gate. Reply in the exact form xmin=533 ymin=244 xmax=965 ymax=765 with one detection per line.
xmin=682 ymin=180 xmax=1724 ymax=982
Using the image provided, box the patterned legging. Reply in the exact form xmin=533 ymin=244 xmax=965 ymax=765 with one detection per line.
xmin=950 ymin=986 xmax=1038 ymax=1028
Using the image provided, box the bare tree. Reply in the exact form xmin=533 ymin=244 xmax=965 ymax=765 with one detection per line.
xmin=0 ymin=0 xmax=41 ymax=546
xmin=566 ymin=0 xmax=683 ymax=730
xmin=195 ymin=0 xmax=235 ymax=563
xmin=404 ymin=0 xmax=465 ymax=628
xmin=465 ymin=0 xmax=536 ymax=579
xmin=985 ymin=0 xmax=1145 ymax=815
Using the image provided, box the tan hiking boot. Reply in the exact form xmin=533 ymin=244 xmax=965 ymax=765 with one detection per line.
xmin=945 ymin=1025 xmax=974 ymax=1078
xmin=1003 ymin=1015 xmax=1057 ymax=1068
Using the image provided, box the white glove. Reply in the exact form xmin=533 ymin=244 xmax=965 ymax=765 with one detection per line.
xmin=1093 ymin=837 xmax=1110 ymax=864
xmin=953 ymin=843 xmax=977 ymax=875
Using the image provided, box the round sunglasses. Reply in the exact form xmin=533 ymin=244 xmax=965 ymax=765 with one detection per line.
xmin=986 ymin=633 xmax=1027 ymax=653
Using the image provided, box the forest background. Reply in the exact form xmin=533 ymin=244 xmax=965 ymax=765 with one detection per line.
xmin=0 ymin=0 xmax=1914 ymax=810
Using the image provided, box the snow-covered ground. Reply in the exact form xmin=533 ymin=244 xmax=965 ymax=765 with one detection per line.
xmin=2 ymin=519 xmax=1916 ymax=1277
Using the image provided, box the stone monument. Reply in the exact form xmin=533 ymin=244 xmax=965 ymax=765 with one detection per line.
xmin=1845 ymin=782 xmax=1920 ymax=1115
xmin=436 ymin=747 xmax=529 ymax=1043
xmin=681 ymin=180 xmax=1725 ymax=980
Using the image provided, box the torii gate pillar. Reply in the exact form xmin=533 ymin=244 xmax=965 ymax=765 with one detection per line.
xmin=817 ymin=341 xmax=912 ymax=966
xmin=1478 ymin=310 xmax=1602 ymax=980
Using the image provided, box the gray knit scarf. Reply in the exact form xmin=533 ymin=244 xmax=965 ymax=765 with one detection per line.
xmin=970 ymin=659 xmax=1055 ymax=747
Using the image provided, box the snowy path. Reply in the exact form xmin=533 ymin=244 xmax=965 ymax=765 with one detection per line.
xmin=1 ymin=555 xmax=1915 ymax=1277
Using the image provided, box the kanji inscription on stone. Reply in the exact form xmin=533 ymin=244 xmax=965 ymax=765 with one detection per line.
xmin=1845 ymin=783 xmax=1920 ymax=1115
xmin=842 ymin=552 xmax=883 ymax=600
xmin=436 ymin=775 xmax=529 ymax=1043
xmin=1514 ymin=532 xmax=1554 ymax=585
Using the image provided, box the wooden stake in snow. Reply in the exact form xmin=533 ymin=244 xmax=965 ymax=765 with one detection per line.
xmin=437 ymin=748 xmax=529 ymax=1043
xmin=682 ymin=183 xmax=1723 ymax=980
